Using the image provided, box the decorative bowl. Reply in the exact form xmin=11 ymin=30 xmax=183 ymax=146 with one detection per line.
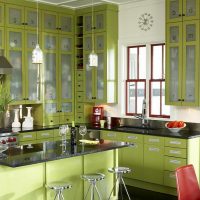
xmin=165 ymin=122 xmax=186 ymax=133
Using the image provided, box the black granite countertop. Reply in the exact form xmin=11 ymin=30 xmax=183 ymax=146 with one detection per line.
xmin=0 ymin=140 xmax=130 ymax=168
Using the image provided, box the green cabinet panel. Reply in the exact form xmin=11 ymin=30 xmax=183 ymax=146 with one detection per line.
xmin=19 ymin=131 xmax=37 ymax=141
xmin=36 ymin=130 xmax=54 ymax=139
xmin=0 ymin=3 xmax=4 ymax=27
xmin=164 ymin=156 xmax=186 ymax=171
xmin=0 ymin=27 xmax=4 ymax=49
xmin=100 ymin=131 xmax=122 ymax=141
xmin=164 ymin=137 xmax=187 ymax=148
xmin=122 ymin=132 xmax=143 ymax=143
xmin=163 ymin=171 xmax=176 ymax=188
xmin=164 ymin=146 xmax=187 ymax=158
xmin=143 ymin=144 xmax=164 ymax=185
xmin=144 ymin=135 xmax=164 ymax=145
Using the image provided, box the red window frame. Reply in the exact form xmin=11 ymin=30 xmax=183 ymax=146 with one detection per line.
xmin=149 ymin=43 xmax=170 ymax=118
xmin=126 ymin=45 xmax=146 ymax=116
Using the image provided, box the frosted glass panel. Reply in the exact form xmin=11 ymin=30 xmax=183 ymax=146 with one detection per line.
xmin=61 ymin=37 xmax=72 ymax=51
xmin=85 ymin=61 xmax=93 ymax=100
xmin=45 ymin=35 xmax=56 ymax=50
xmin=186 ymin=0 xmax=196 ymax=16
xmin=61 ymin=103 xmax=72 ymax=113
xmin=9 ymin=8 xmax=21 ymax=25
xmin=10 ymin=51 xmax=22 ymax=100
xmin=44 ymin=53 xmax=56 ymax=100
xmin=169 ymin=47 xmax=179 ymax=102
xmin=27 ymin=33 xmax=37 ymax=49
xmin=170 ymin=26 xmax=179 ymax=43
xmin=27 ymin=52 xmax=38 ymax=101
xmin=95 ymin=13 xmax=104 ymax=30
xmin=185 ymin=45 xmax=195 ymax=102
xmin=97 ymin=53 xmax=104 ymax=100
xmin=84 ymin=36 xmax=92 ymax=51
xmin=96 ymin=35 xmax=104 ymax=51
xmin=169 ymin=0 xmax=179 ymax=19
xmin=44 ymin=13 xmax=56 ymax=30
xmin=186 ymin=24 xmax=196 ymax=42
xmin=127 ymin=82 xmax=136 ymax=113
xmin=84 ymin=15 xmax=92 ymax=32
xmin=27 ymin=10 xmax=37 ymax=28
xmin=45 ymin=103 xmax=57 ymax=114
xmin=60 ymin=16 xmax=72 ymax=32
xmin=9 ymin=32 xmax=22 ymax=48
xmin=61 ymin=54 xmax=72 ymax=99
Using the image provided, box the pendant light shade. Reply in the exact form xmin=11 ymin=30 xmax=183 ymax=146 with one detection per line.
xmin=88 ymin=0 xmax=98 ymax=67
xmin=32 ymin=0 xmax=43 ymax=64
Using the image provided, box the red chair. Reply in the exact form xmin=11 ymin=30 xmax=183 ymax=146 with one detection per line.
xmin=176 ymin=164 xmax=200 ymax=200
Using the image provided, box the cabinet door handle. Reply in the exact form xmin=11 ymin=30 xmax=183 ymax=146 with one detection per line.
xmin=23 ymin=135 xmax=33 ymax=138
xmin=148 ymin=138 xmax=159 ymax=143
xmin=169 ymin=141 xmax=181 ymax=145
xmin=41 ymin=133 xmax=50 ymax=137
xmin=169 ymin=150 xmax=181 ymax=155
xmin=148 ymin=147 xmax=160 ymax=152
xmin=182 ymin=14 xmax=185 ymax=16
xmin=169 ymin=159 xmax=181 ymax=164
xmin=178 ymin=14 xmax=182 ymax=16
xmin=127 ymin=136 xmax=137 ymax=139
xmin=50 ymin=120 xmax=53 ymax=122
xmin=107 ymin=133 xmax=116 ymax=137
xmin=178 ymin=99 xmax=182 ymax=101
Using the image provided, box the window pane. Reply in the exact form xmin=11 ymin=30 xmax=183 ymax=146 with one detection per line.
xmin=129 ymin=47 xmax=137 ymax=79
xmin=152 ymin=45 xmax=163 ymax=79
xmin=139 ymin=47 xmax=146 ymax=79
xmin=151 ymin=82 xmax=161 ymax=115
xmin=137 ymin=82 xmax=145 ymax=114
xmin=162 ymin=82 xmax=170 ymax=116
xmin=127 ymin=81 xmax=136 ymax=113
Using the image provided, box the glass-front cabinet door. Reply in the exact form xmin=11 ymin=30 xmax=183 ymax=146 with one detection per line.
xmin=42 ymin=11 xmax=58 ymax=33
xmin=25 ymin=8 xmax=41 ymax=31
xmin=182 ymin=20 xmax=199 ymax=106
xmin=95 ymin=11 xmax=105 ymax=32
xmin=83 ymin=14 xmax=92 ymax=34
xmin=6 ymin=5 xmax=24 ymax=28
xmin=0 ymin=27 xmax=4 ymax=49
xmin=183 ymin=0 xmax=199 ymax=20
xmin=166 ymin=23 xmax=182 ymax=105
xmin=7 ymin=29 xmax=25 ymax=102
xmin=59 ymin=14 xmax=73 ymax=34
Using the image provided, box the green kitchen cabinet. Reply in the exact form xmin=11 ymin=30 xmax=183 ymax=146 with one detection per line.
xmin=42 ymin=10 xmax=73 ymax=34
xmin=6 ymin=4 xmax=41 ymax=30
xmin=6 ymin=28 xmax=42 ymax=104
xmin=0 ymin=27 xmax=4 ymax=50
xmin=42 ymin=32 xmax=74 ymax=125
xmin=0 ymin=3 xmax=4 ymax=27
xmin=166 ymin=0 xmax=199 ymax=23
xmin=165 ymin=20 xmax=199 ymax=106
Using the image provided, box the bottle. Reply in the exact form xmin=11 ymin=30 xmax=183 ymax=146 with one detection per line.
xmin=70 ymin=121 xmax=76 ymax=145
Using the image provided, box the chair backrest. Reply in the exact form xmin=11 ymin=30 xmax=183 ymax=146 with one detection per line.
xmin=176 ymin=164 xmax=200 ymax=200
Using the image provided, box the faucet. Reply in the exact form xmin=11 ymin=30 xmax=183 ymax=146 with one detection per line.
xmin=135 ymin=99 xmax=149 ymax=127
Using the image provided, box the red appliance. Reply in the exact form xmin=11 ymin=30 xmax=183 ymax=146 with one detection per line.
xmin=91 ymin=107 xmax=104 ymax=128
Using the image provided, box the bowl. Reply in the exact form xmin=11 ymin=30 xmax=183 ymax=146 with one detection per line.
xmin=165 ymin=122 xmax=186 ymax=133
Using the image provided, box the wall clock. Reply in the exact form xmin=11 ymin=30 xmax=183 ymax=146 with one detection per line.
xmin=138 ymin=13 xmax=154 ymax=31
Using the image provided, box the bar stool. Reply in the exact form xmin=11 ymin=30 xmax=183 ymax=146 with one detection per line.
xmin=81 ymin=173 xmax=105 ymax=200
xmin=46 ymin=182 xmax=72 ymax=200
xmin=108 ymin=167 xmax=132 ymax=200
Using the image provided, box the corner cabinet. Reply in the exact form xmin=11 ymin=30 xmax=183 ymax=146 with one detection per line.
xmin=165 ymin=0 xmax=200 ymax=106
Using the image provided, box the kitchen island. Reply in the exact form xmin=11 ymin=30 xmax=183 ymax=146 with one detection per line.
xmin=0 ymin=140 xmax=129 ymax=200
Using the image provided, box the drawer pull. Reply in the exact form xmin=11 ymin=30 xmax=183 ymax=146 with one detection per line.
xmin=169 ymin=150 xmax=181 ymax=154
xmin=23 ymin=135 xmax=33 ymax=138
xmin=169 ymin=159 xmax=181 ymax=164
xmin=149 ymin=138 xmax=159 ymax=142
xmin=169 ymin=141 xmax=181 ymax=145
xmin=41 ymin=133 xmax=50 ymax=137
xmin=107 ymin=133 xmax=116 ymax=137
xmin=169 ymin=173 xmax=176 ymax=179
xmin=149 ymin=147 xmax=160 ymax=152
xmin=127 ymin=136 xmax=137 ymax=139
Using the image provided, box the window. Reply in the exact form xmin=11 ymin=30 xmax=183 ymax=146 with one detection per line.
xmin=126 ymin=44 xmax=170 ymax=118
xmin=150 ymin=44 xmax=170 ymax=118
xmin=126 ymin=45 xmax=146 ymax=115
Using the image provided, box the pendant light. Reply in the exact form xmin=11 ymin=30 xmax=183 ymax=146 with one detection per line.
xmin=32 ymin=0 xmax=43 ymax=64
xmin=88 ymin=0 xmax=98 ymax=67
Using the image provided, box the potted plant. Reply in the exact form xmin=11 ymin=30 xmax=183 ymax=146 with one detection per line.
xmin=0 ymin=85 xmax=13 ymax=127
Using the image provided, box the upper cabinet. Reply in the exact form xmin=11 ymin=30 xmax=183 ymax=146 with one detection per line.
xmin=42 ymin=11 xmax=73 ymax=34
xmin=165 ymin=0 xmax=200 ymax=106
xmin=0 ymin=3 xmax=4 ymax=27
xmin=166 ymin=0 xmax=200 ymax=23
xmin=6 ymin=4 xmax=41 ymax=30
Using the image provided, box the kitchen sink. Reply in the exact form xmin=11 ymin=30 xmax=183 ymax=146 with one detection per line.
xmin=116 ymin=126 xmax=158 ymax=131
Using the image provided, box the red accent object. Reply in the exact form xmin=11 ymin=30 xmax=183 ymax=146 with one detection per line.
xmin=176 ymin=164 xmax=200 ymax=200
xmin=91 ymin=107 xmax=104 ymax=128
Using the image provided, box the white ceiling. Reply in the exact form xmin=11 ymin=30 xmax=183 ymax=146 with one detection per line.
xmin=28 ymin=0 xmax=143 ymax=9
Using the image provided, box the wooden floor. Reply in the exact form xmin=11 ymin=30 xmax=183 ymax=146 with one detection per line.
xmin=121 ymin=185 xmax=178 ymax=200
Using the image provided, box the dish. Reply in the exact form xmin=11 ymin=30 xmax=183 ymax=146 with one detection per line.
xmin=79 ymin=139 xmax=99 ymax=145
xmin=165 ymin=122 xmax=186 ymax=133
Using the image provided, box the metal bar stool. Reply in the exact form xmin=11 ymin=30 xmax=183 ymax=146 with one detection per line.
xmin=108 ymin=167 xmax=132 ymax=200
xmin=81 ymin=173 xmax=105 ymax=200
xmin=46 ymin=182 xmax=72 ymax=200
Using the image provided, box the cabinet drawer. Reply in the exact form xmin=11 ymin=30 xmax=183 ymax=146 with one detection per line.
xmin=164 ymin=156 xmax=186 ymax=171
xmin=101 ymin=131 xmax=121 ymax=141
xmin=165 ymin=147 xmax=187 ymax=158
xmin=60 ymin=115 xmax=73 ymax=124
xmin=76 ymin=103 xmax=83 ymax=112
xmin=19 ymin=132 xmax=37 ymax=141
xmin=37 ymin=130 xmax=54 ymax=139
xmin=36 ymin=138 xmax=54 ymax=143
xmin=54 ymin=129 xmax=70 ymax=139
xmin=76 ymin=113 xmax=84 ymax=123
xmin=77 ymin=92 xmax=84 ymax=102
xmin=45 ymin=117 xmax=59 ymax=126
xmin=76 ymin=81 xmax=84 ymax=91
xmin=165 ymin=138 xmax=187 ymax=148
xmin=144 ymin=136 xmax=164 ymax=145
xmin=122 ymin=133 xmax=143 ymax=143
xmin=76 ymin=70 xmax=83 ymax=81
xmin=163 ymin=171 xmax=176 ymax=188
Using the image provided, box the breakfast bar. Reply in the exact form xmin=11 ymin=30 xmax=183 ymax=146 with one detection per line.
xmin=0 ymin=140 xmax=129 ymax=200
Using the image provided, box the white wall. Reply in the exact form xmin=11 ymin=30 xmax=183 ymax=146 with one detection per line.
xmin=101 ymin=0 xmax=200 ymax=123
